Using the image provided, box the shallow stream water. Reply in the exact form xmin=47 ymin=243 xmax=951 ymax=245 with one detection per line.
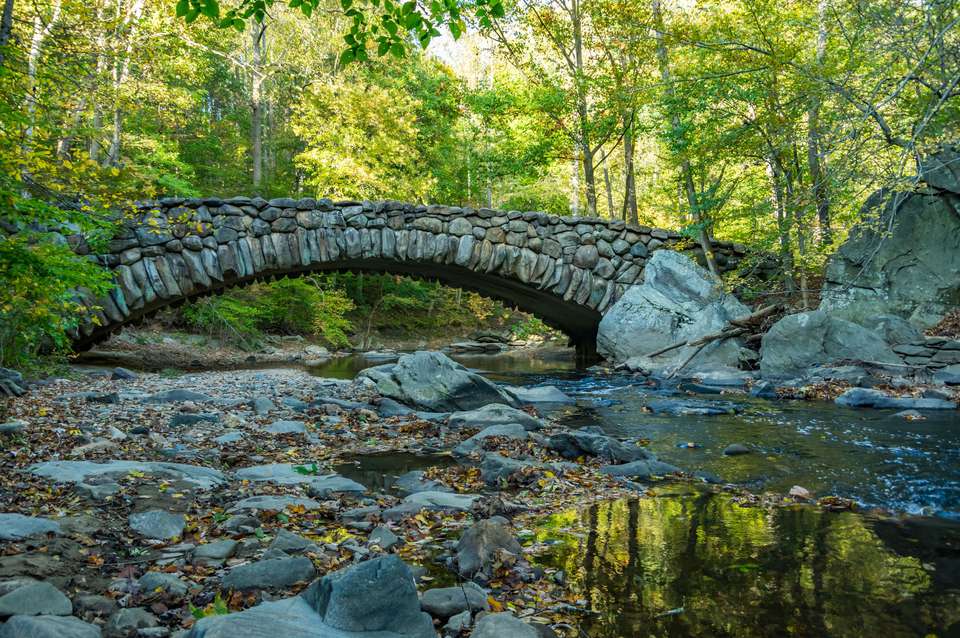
xmin=307 ymin=350 xmax=960 ymax=636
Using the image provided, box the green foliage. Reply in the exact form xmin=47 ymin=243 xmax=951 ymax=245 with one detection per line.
xmin=189 ymin=593 xmax=230 ymax=619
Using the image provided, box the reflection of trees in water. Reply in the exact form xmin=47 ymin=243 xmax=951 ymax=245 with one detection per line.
xmin=536 ymin=494 xmax=959 ymax=637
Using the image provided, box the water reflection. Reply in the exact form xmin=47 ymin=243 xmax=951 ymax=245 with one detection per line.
xmin=535 ymin=492 xmax=960 ymax=637
xmin=332 ymin=451 xmax=455 ymax=494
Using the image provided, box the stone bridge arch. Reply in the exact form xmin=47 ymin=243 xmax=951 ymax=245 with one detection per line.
xmin=72 ymin=196 xmax=749 ymax=358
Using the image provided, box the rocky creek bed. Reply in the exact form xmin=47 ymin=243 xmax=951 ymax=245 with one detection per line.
xmin=0 ymin=350 xmax=959 ymax=637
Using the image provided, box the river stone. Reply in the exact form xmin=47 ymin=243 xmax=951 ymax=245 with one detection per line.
xmin=819 ymin=164 xmax=960 ymax=328
xmin=28 ymin=460 xmax=226 ymax=493
xmin=502 ymin=385 xmax=575 ymax=405
xmin=143 ymin=389 xmax=214 ymax=403
xmin=235 ymin=465 xmax=364 ymax=497
xmin=597 ymin=250 xmax=750 ymax=367
xmin=0 ymin=581 xmax=72 ymax=616
xmin=759 ymin=310 xmax=902 ymax=379
xmin=834 ymin=388 xmax=957 ymax=410
xmin=934 ymin=365 xmax=960 ymax=385
xmin=129 ymin=510 xmax=185 ymax=540
xmin=0 ymin=420 xmax=26 ymax=434
xmin=0 ymin=514 xmax=61 ymax=541
xmin=420 ymin=582 xmax=489 ymax=618
xmin=452 ymin=423 xmax=528 ymax=457
xmin=646 ymin=398 xmax=742 ymax=416
xmin=104 ymin=607 xmax=158 ymax=638
xmin=358 ymin=351 xmax=518 ymax=411
xmin=471 ymin=613 xmax=538 ymax=638
xmin=367 ymin=526 xmax=400 ymax=551
xmin=384 ymin=491 xmax=479 ymax=520
xmin=169 ymin=412 xmax=219 ymax=428
xmin=600 ymin=459 xmax=681 ymax=478
xmin=481 ymin=453 xmax=538 ymax=485
xmin=456 ymin=518 xmax=522 ymax=578
xmin=263 ymin=530 xmax=321 ymax=560
xmin=221 ymin=556 xmax=316 ymax=591
xmin=393 ymin=470 xmax=450 ymax=495
xmin=0 ymin=616 xmax=101 ymax=638
xmin=265 ymin=420 xmax=308 ymax=435
xmin=447 ymin=404 xmax=542 ymax=431
xmin=138 ymin=572 xmax=189 ymax=597
xmin=227 ymin=495 xmax=323 ymax=513
xmin=723 ymin=443 xmax=752 ymax=456
xmin=548 ymin=428 xmax=652 ymax=463
xmin=193 ymin=540 xmax=239 ymax=564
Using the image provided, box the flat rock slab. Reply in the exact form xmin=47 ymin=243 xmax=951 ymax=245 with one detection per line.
xmin=264 ymin=420 xmax=308 ymax=435
xmin=835 ymin=388 xmax=957 ymax=410
xmin=0 ymin=513 xmax=61 ymax=541
xmin=0 ymin=581 xmax=72 ymax=616
xmin=221 ymin=556 xmax=316 ymax=591
xmin=384 ymin=491 xmax=479 ymax=520
xmin=233 ymin=464 xmax=365 ymax=497
xmin=228 ymin=495 xmax=323 ymax=513
xmin=503 ymin=385 xmax=575 ymax=404
xmin=129 ymin=510 xmax=185 ymax=540
xmin=29 ymin=460 xmax=227 ymax=494
xmin=472 ymin=612 xmax=539 ymax=638
xmin=600 ymin=459 xmax=681 ymax=478
xmin=646 ymin=398 xmax=742 ymax=416
xmin=447 ymin=404 xmax=542 ymax=432
xmin=0 ymin=615 xmax=101 ymax=638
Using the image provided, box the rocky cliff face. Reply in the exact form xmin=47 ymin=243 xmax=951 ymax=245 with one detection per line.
xmin=819 ymin=145 xmax=960 ymax=328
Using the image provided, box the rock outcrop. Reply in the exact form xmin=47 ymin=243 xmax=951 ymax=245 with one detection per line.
xmin=597 ymin=250 xmax=751 ymax=368
xmin=819 ymin=145 xmax=960 ymax=328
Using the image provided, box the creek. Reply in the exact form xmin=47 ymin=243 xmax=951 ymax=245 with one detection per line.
xmin=306 ymin=349 xmax=960 ymax=637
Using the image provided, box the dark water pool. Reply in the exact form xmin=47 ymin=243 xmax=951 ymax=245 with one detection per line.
xmin=533 ymin=489 xmax=960 ymax=637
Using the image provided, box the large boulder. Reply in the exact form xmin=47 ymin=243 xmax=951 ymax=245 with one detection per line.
xmin=759 ymin=310 xmax=902 ymax=379
xmin=358 ymin=351 xmax=517 ymax=411
xmin=456 ymin=518 xmax=523 ymax=578
xmin=187 ymin=555 xmax=434 ymax=638
xmin=819 ymin=152 xmax=960 ymax=329
xmin=597 ymin=250 xmax=751 ymax=367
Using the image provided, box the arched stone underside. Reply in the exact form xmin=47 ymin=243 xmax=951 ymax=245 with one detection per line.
xmin=72 ymin=196 xmax=750 ymax=358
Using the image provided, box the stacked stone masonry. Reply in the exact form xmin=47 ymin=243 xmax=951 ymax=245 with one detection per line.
xmin=68 ymin=196 xmax=750 ymax=350
xmin=892 ymin=338 xmax=960 ymax=368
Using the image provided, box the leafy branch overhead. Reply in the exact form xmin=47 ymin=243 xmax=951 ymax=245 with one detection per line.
xmin=174 ymin=0 xmax=506 ymax=62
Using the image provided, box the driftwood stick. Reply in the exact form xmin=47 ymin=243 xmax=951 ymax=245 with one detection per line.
xmin=728 ymin=304 xmax=781 ymax=328
xmin=645 ymin=326 xmax=745 ymax=359
xmin=666 ymin=341 xmax=710 ymax=379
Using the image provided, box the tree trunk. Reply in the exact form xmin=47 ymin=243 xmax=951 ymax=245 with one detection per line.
xmin=767 ymin=156 xmax=796 ymax=293
xmin=622 ymin=112 xmax=638 ymax=224
xmin=603 ymin=163 xmax=614 ymax=218
xmin=807 ymin=0 xmax=831 ymax=246
xmin=571 ymin=0 xmax=597 ymax=216
xmin=570 ymin=149 xmax=580 ymax=215
xmin=22 ymin=0 xmax=62 ymax=191
xmin=251 ymin=19 xmax=265 ymax=191
xmin=651 ymin=0 xmax=719 ymax=277
xmin=0 ymin=0 xmax=14 ymax=67
xmin=104 ymin=0 xmax=145 ymax=167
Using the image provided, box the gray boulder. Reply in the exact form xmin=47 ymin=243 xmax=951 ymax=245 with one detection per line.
xmin=597 ymin=250 xmax=751 ymax=367
xmin=138 ymin=572 xmax=189 ymax=597
xmin=835 ymin=388 xmax=957 ymax=410
xmin=471 ymin=613 xmax=538 ymax=638
xmin=481 ymin=453 xmax=537 ymax=486
xmin=759 ymin=310 xmax=902 ymax=379
xmin=934 ymin=364 xmax=960 ymax=385
xmin=128 ymin=510 xmax=185 ymax=540
xmin=453 ymin=423 xmax=528 ymax=457
xmin=502 ymin=385 xmax=574 ymax=405
xmin=548 ymin=428 xmax=651 ymax=463
xmin=819 ymin=167 xmax=960 ymax=328
xmin=0 ymin=582 xmax=72 ymax=616
xmin=0 ymin=616 xmax=101 ymax=638
xmin=104 ymin=608 xmax=157 ymax=638
xmin=221 ymin=556 xmax=316 ymax=591
xmin=358 ymin=351 xmax=517 ymax=411
xmin=457 ymin=518 xmax=522 ymax=578
xmin=600 ymin=459 xmax=681 ymax=478
xmin=447 ymin=404 xmax=541 ymax=432
xmin=420 ymin=582 xmax=489 ymax=619
xmin=0 ymin=513 xmax=61 ymax=541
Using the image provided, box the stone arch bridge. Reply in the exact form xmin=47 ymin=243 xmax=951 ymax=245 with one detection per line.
xmin=71 ymin=196 xmax=750 ymax=359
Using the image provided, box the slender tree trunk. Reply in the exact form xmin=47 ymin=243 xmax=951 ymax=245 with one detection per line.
xmin=104 ymin=0 xmax=144 ymax=167
xmin=622 ymin=112 xmax=638 ymax=224
xmin=0 ymin=0 xmax=14 ymax=67
xmin=807 ymin=0 xmax=831 ymax=246
xmin=89 ymin=4 xmax=108 ymax=162
xmin=652 ymin=0 xmax=719 ymax=276
xmin=21 ymin=0 xmax=62 ymax=192
xmin=250 ymin=19 xmax=265 ymax=191
xmin=767 ymin=156 xmax=796 ymax=293
xmin=570 ymin=150 xmax=580 ymax=215
xmin=603 ymin=163 xmax=614 ymax=218
xmin=571 ymin=0 xmax=597 ymax=216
